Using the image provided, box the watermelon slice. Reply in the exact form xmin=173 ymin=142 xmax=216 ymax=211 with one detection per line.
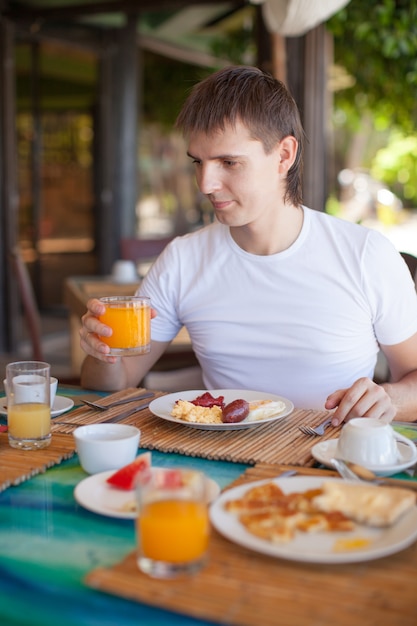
xmin=162 ymin=469 xmax=183 ymax=488
xmin=106 ymin=451 xmax=151 ymax=491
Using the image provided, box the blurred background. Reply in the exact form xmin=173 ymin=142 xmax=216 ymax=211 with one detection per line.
xmin=0 ymin=0 xmax=416 ymax=377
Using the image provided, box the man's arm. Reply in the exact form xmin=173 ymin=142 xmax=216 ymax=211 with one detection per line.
xmin=80 ymin=340 xmax=169 ymax=391
xmin=379 ymin=332 xmax=417 ymax=421
xmin=326 ymin=332 xmax=417 ymax=424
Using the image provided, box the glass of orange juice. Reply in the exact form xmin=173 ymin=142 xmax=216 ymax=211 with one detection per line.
xmin=98 ymin=296 xmax=151 ymax=356
xmin=136 ymin=467 xmax=210 ymax=578
xmin=6 ymin=361 xmax=51 ymax=450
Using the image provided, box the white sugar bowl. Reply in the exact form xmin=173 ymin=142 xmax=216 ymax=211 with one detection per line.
xmin=73 ymin=423 xmax=140 ymax=474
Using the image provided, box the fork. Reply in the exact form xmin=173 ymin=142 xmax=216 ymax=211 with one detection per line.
xmin=80 ymin=391 xmax=154 ymax=411
xmin=298 ymin=416 xmax=333 ymax=436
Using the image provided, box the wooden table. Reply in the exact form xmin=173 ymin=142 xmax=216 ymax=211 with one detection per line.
xmin=1 ymin=387 xmax=417 ymax=626
xmin=64 ymin=276 xmax=193 ymax=376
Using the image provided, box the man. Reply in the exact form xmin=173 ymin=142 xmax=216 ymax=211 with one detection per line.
xmin=80 ymin=66 xmax=417 ymax=424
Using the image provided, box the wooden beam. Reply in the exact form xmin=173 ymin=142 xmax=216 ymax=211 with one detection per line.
xmin=4 ymin=0 xmax=245 ymax=22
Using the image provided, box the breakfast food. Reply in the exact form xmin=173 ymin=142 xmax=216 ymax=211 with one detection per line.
xmin=224 ymin=479 xmax=416 ymax=545
xmin=171 ymin=400 xmax=223 ymax=424
xmin=313 ymin=480 xmax=416 ymax=527
xmin=190 ymin=392 xmax=225 ymax=408
xmin=225 ymin=481 xmax=354 ymax=543
xmin=106 ymin=451 xmax=151 ymax=490
xmin=222 ymin=399 xmax=250 ymax=423
xmin=246 ymin=399 xmax=287 ymax=421
xmin=171 ymin=392 xmax=287 ymax=424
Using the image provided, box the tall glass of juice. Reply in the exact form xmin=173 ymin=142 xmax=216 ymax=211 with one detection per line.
xmin=6 ymin=361 xmax=51 ymax=450
xmin=136 ymin=467 xmax=210 ymax=578
xmin=98 ymin=296 xmax=151 ymax=356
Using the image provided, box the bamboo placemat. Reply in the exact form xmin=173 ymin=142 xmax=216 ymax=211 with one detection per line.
xmin=85 ymin=463 xmax=417 ymax=626
xmin=52 ymin=388 xmax=342 ymax=467
xmin=0 ymin=432 xmax=75 ymax=493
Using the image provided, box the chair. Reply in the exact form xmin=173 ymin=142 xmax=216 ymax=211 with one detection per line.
xmin=120 ymin=237 xmax=202 ymax=391
xmin=400 ymin=251 xmax=417 ymax=287
xmin=120 ymin=236 xmax=174 ymax=282
xmin=6 ymin=247 xmax=79 ymax=384
xmin=120 ymin=236 xmax=173 ymax=270
xmin=9 ymin=246 xmax=44 ymax=362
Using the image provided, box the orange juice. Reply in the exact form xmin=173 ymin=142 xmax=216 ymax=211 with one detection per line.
xmin=137 ymin=499 xmax=209 ymax=563
xmin=8 ymin=402 xmax=51 ymax=438
xmin=99 ymin=297 xmax=150 ymax=355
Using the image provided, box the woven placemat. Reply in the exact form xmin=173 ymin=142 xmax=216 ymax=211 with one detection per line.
xmin=85 ymin=463 xmax=417 ymax=626
xmin=0 ymin=432 xmax=75 ymax=492
xmin=52 ymin=388 xmax=341 ymax=466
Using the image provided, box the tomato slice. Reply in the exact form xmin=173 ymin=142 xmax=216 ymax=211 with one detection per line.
xmin=106 ymin=451 xmax=151 ymax=491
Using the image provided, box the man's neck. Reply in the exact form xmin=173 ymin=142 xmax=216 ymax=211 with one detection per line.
xmin=230 ymin=205 xmax=304 ymax=255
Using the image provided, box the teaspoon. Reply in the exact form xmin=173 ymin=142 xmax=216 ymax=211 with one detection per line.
xmin=331 ymin=458 xmax=417 ymax=491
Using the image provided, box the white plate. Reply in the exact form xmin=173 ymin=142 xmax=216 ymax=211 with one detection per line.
xmin=311 ymin=438 xmax=417 ymax=477
xmin=0 ymin=395 xmax=74 ymax=418
xmin=149 ymin=389 xmax=294 ymax=431
xmin=210 ymin=476 xmax=417 ymax=564
xmin=74 ymin=468 xmax=221 ymax=519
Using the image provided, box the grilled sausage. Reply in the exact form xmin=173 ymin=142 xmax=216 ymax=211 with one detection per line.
xmin=222 ymin=399 xmax=250 ymax=423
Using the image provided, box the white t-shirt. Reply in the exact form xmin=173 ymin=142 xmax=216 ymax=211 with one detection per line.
xmin=138 ymin=207 xmax=417 ymax=409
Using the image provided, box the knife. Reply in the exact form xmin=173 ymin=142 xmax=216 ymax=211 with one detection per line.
xmin=54 ymin=400 xmax=152 ymax=426
xmin=80 ymin=391 xmax=155 ymax=410
xmin=99 ymin=400 xmax=152 ymax=423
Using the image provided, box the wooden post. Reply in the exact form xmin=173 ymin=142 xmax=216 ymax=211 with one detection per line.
xmin=286 ymin=24 xmax=332 ymax=212
xmin=0 ymin=17 xmax=20 ymax=354
xmin=271 ymin=33 xmax=287 ymax=85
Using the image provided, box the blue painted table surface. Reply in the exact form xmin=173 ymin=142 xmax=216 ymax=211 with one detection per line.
xmin=0 ymin=387 xmax=248 ymax=626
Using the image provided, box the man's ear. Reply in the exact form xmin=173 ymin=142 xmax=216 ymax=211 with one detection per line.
xmin=278 ymin=135 xmax=298 ymax=173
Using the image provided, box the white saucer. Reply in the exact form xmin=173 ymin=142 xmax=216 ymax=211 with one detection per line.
xmin=74 ymin=469 xmax=221 ymax=519
xmin=0 ymin=395 xmax=74 ymax=418
xmin=311 ymin=438 xmax=417 ymax=477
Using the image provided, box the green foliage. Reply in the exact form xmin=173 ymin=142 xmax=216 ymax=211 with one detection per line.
xmin=141 ymin=8 xmax=257 ymax=127
xmin=371 ymin=132 xmax=417 ymax=207
xmin=210 ymin=21 xmax=256 ymax=65
xmin=325 ymin=194 xmax=342 ymax=216
xmin=327 ymin=0 xmax=417 ymax=132
xmin=142 ymin=52 xmax=216 ymax=127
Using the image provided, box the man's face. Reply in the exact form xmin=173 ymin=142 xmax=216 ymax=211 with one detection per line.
xmin=187 ymin=120 xmax=283 ymax=228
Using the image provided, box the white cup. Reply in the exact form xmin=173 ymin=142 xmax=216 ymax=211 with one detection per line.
xmin=111 ymin=260 xmax=138 ymax=284
xmin=336 ymin=417 xmax=414 ymax=467
xmin=73 ymin=423 xmax=141 ymax=474
xmin=4 ymin=376 xmax=57 ymax=408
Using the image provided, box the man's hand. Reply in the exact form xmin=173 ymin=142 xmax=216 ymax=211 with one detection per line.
xmin=325 ymin=377 xmax=396 ymax=426
xmin=79 ymin=298 xmax=118 ymax=363
xmin=80 ymin=298 xmax=158 ymax=363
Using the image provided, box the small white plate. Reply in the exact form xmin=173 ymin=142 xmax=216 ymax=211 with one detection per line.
xmin=0 ymin=395 xmax=74 ymax=418
xmin=149 ymin=389 xmax=294 ymax=431
xmin=210 ymin=476 xmax=417 ymax=564
xmin=74 ymin=468 xmax=221 ymax=519
xmin=311 ymin=438 xmax=417 ymax=477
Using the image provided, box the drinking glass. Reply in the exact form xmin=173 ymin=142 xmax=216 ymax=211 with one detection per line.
xmin=98 ymin=296 xmax=151 ymax=356
xmin=136 ymin=467 xmax=210 ymax=578
xmin=6 ymin=361 xmax=51 ymax=450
